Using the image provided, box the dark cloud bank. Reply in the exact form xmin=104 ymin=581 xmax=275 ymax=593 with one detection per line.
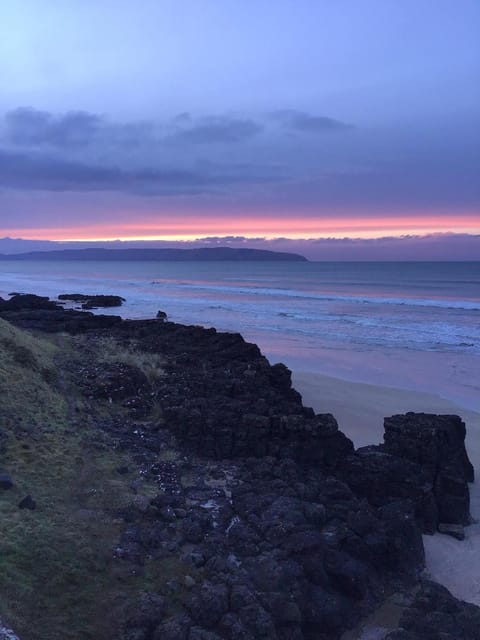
xmin=0 ymin=107 xmax=352 ymax=196
xmin=3 ymin=106 xmax=343 ymax=150
xmin=0 ymin=148 xmax=278 ymax=195
xmin=1 ymin=106 xmax=478 ymax=211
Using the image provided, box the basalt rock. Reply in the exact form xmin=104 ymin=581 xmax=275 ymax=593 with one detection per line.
xmin=103 ymin=320 xmax=354 ymax=465
xmin=18 ymin=495 xmax=36 ymax=510
xmin=339 ymin=413 xmax=474 ymax=533
xmin=0 ymin=307 xmax=122 ymax=333
xmin=385 ymin=579 xmax=480 ymax=640
xmin=0 ymin=300 xmax=476 ymax=640
xmin=58 ymin=293 xmax=125 ymax=308
xmin=383 ymin=413 xmax=474 ymax=526
xmin=338 ymin=448 xmax=439 ymax=534
xmin=0 ymin=293 xmax=59 ymax=311
xmin=0 ymin=473 xmax=13 ymax=490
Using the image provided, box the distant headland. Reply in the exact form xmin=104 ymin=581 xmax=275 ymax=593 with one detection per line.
xmin=0 ymin=246 xmax=308 ymax=262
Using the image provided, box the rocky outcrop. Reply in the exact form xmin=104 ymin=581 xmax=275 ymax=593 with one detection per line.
xmin=384 ymin=413 xmax=474 ymax=526
xmin=339 ymin=448 xmax=439 ymax=533
xmin=58 ymin=293 xmax=125 ymax=308
xmin=0 ymin=297 xmax=477 ymax=640
xmin=0 ymin=293 xmax=58 ymax=311
xmin=339 ymin=413 xmax=474 ymax=535
xmin=102 ymin=319 xmax=355 ymax=466
xmin=0 ymin=473 xmax=13 ymax=490
xmin=385 ymin=579 xmax=480 ymax=640
xmin=116 ymin=455 xmax=424 ymax=640
xmin=0 ymin=306 xmax=122 ymax=332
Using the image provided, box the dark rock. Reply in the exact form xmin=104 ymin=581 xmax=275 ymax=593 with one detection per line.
xmin=384 ymin=413 xmax=473 ymax=525
xmin=79 ymin=362 xmax=151 ymax=402
xmin=152 ymin=615 xmax=191 ymax=640
xmin=0 ymin=473 xmax=13 ymax=490
xmin=151 ymin=493 xmax=186 ymax=509
xmin=58 ymin=293 xmax=125 ymax=308
xmin=186 ymin=582 xmax=229 ymax=628
xmin=0 ymin=293 xmax=59 ymax=311
xmin=18 ymin=495 xmax=36 ymax=510
xmin=386 ymin=579 xmax=480 ymax=640
xmin=301 ymin=585 xmax=353 ymax=635
xmin=384 ymin=413 xmax=474 ymax=482
xmin=3 ymin=307 xmax=476 ymax=640
xmin=123 ymin=592 xmax=165 ymax=636
xmin=184 ymin=551 xmax=206 ymax=568
xmin=339 ymin=448 xmax=439 ymax=533
xmin=0 ymin=308 xmax=122 ymax=333
xmin=237 ymin=602 xmax=277 ymax=638
xmin=379 ymin=500 xmax=425 ymax=575
xmin=340 ymin=412 xmax=474 ymax=535
xmin=159 ymin=506 xmax=176 ymax=522
xmin=188 ymin=628 xmax=224 ymax=640
xmin=438 ymin=523 xmax=465 ymax=540
xmin=218 ymin=613 xmax=256 ymax=640
xmin=156 ymin=310 xmax=168 ymax=321
xmin=303 ymin=502 xmax=326 ymax=526
xmin=117 ymin=466 xmax=130 ymax=475
xmin=0 ymin=429 xmax=7 ymax=455
xmin=182 ymin=517 xmax=207 ymax=544
xmin=324 ymin=549 xmax=368 ymax=599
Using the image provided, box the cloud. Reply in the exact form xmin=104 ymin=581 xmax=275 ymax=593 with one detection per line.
xmin=167 ymin=115 xmax=263 ymax=144
xmin=272 ymin=109 xmax=353 ymax=133
xmin=2 ymin=107 xmax=353 ymax=154
xmin=191 ymin=233 xmax=480 ymax=260
xmin=0 ymin=148 xmax=279 ymax=195
xmin=5 ymin=107 xmax=103 ymax=147
xmin=2 ymin=108 xmax=263 ymax=150
xmin=2 ymin=106 xmax=477 ymax=212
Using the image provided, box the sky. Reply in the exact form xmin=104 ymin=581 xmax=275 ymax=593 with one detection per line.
xmin=0 ymin=0 xmax=479 ymax=259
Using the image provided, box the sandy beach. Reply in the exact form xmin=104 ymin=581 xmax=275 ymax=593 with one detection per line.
xmin=293 ymin=371 xmax=480 ymax=607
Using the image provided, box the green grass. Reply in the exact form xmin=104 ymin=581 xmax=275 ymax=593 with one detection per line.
xmin=0 ymin=318 xmax=67 ymax=427
xmin=0 ymin=320 xmax=189 ymax=639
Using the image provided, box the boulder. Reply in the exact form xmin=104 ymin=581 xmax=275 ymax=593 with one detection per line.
xmin=18 ymin=495 xmax=36 ymax=510
xmin=385 ymin=579 xmax=480 ymax=640
xmin=0 ymin=293 xmax=59 ymax=311
xmin=339 ymin=448 xmax=439 ymax=533
xmin=384 ymin=413 xmax=474 ymax=525
xmin=58 ymin=293 xmax=125 ymax=308
xmin=0 ymin=473 xmax=13 ymax=490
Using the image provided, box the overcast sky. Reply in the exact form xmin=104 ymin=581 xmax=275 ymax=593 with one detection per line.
xmin=0 ymin=0 xmax=479 ymax=255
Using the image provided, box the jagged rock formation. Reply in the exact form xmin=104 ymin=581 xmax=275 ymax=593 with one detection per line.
xmin=58 ymin=293 xmax=125 ymax=308
xmin=0 ymin=295 xmax=477 ymax=640
xmin=385 ymin=579 xmax=480 ymax=640
xmin=339 ymin=413 xmax=474 ymax=535
xmin=384 ymin=413 xmax=474 ymax=526
xmin=0 ymin=294 xmax=122 ymax=332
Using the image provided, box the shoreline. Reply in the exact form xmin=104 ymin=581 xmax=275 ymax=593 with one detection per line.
xmin=293 ymin=369 xmax=480 ymax=607
xmin=291 ymin=370 xmax=480 ymax=448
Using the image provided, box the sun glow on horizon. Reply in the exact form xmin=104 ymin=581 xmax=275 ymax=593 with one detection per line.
xmin=3 ymin=212 xmax=479 ymax=243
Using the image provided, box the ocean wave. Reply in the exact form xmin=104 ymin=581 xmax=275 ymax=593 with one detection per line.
xmin=149 ymin=280 xmax=480 ymax=311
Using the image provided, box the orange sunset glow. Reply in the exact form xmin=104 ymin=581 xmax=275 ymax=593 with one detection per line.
xmin=4 ymin=213 xmax=479 ymax=242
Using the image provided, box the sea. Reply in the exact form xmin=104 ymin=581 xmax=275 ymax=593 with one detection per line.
xmin=1 ymin=260 xmax=479 ymax=411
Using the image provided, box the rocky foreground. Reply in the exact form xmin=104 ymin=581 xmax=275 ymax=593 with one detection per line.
xmin=0 ymin=293 xmax=478 ymax=640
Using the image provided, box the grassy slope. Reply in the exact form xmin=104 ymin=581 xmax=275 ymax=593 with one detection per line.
xmin=0 ymin=319 xmax=184 ymax=640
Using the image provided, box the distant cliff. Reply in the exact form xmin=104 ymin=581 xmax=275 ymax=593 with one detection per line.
xmin=0 ymin=246 xmax=308 ymax=262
